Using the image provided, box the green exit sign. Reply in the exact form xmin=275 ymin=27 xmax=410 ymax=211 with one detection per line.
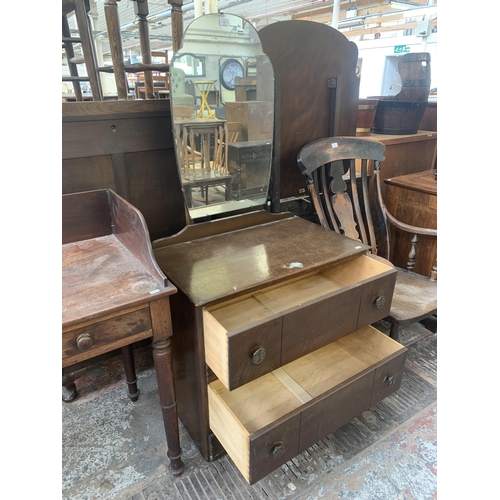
xmin=394 ymin=45 xmax=410 ymax=53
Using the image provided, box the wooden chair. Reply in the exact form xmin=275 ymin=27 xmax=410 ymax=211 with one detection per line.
xmin=297 ymin=136 xmax=437 ymax=341
xmin=222 ymin=122 xmax=243 ymax=173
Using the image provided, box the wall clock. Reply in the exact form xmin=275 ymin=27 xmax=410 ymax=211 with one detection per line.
xmin=220 ymin=58 xmax=245 ymax=90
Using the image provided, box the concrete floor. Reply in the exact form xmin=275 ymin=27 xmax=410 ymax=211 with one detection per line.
xmin=62 ymin=319 xmax=437 ymax=500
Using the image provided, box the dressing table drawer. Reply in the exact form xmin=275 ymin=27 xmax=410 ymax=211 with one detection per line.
xmin=208 ymin=324 xmax=407 ymax=485
xmin=62 ymin=308 xmax=152 ymax=366
xmin=204 ymin=254 xmax=396 ymax=390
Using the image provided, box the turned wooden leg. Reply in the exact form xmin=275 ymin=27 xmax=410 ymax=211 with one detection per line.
xmin=62 ymin=368 xmax=86 ymax=402
xmin=62 ymin=373 xmax=78 ymax=402
xmin=389 ymin=323 xmax=400 ymax=342
xmin=121 ymin=345 xmax=140 ymax=402
xmin=150 ymin=298 xmax=184 ymax=475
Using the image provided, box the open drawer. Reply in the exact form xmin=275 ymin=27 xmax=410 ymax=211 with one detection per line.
xmin=204 ymin=253 xmax=396 ymax=390
xmin=208 ymin=324 xmax=407 ymax=485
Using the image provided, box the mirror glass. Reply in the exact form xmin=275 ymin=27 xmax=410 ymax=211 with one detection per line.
xmin=169 ymin=13 xmax=274 ymax=220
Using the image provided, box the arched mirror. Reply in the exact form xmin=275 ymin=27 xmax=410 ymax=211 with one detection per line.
xmin=169 ymin=13 xmax=275 ymax=220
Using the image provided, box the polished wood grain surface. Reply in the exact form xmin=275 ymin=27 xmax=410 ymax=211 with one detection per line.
xmin=384 ymin=170 xmax=437 ymax=277
xmin=259 ymin=21 xmax=360 ymax=201
xmin=365 ymin=130 xmax=437 ymax=147
xmin=62 ymin=190 xmax=174 ymax=328
xmin=62 ymin=235 xmax=169 ymax=328
xmin=385 ymin=169 xmax=437 ymax=195
xmin=154 ymin=216 xmax=370 ymax=307
xmin=362 ymin=130 xmax=437 ymax=200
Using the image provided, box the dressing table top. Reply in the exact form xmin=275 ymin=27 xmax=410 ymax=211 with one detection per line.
xmin=153 ymin=215 xmax=369 ymax=307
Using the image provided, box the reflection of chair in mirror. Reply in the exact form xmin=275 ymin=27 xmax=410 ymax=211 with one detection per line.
xmin=220 ymin=122 xmax=243 ymax=173
xmin=179 ymin=120 xmax=225 ymax=174
xmin=177 ymin=119 xmax=233 ymax=206
xmin=297 ymin=136 xmax=437 ymax=342
xmin=170 ymin=67 xmax=196 ymax=114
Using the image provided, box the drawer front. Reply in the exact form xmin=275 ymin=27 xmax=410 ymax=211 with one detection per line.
xmin=62 ymin=308 xmax=152 ymax=364
xmin=281 ymin=286 xmax=361 ymax=365
xmin=299 ymin=370 xmax=374 ymax=451
xmin=227 ymin=317 xmax=282 ymax=390
xmin=357 ymin=271 xmax=397 ymax=327
xmin=249 ymin=414 xmax=301 ymax=484
xmin=370 ymin=349 xmax=408 ymax=407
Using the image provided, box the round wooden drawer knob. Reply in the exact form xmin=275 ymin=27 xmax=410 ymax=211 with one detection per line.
xmin=76 ymin=333 xmax=93 ymax=350
xmin=252 ymin=347 xmax=266 ymax=364
xmin=374 ymin=295 xmax=386 ymax=309
xmin=270 ymin=442 xmax=285 ymax=460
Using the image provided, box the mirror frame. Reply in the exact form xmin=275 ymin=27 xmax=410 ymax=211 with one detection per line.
xmin=169 ymin=13 xmax=275 ymax=222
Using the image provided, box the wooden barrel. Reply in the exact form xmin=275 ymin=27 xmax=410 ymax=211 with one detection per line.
xmin=356 ymin=99 xmax=378 ymax=137
xmin=371 ymin=98 xmax=428 ymax=135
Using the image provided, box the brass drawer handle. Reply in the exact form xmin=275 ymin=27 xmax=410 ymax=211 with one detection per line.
xmin=76 ymin=333 xmax=94 ymax=350
xmin=374 ymin=295 xmax=386 ymax=309
xmin=384 ymin=374 xmax=396 ymax=387
xmin=252 ymin=347 xmax=266 ymax=365
xmin=270 ymin=442 xmax=285 ymax=460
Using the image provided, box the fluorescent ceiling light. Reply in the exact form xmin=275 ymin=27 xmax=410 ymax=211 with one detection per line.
xmin=338 ymin=18 xmax=365 ymax=28
xmin=389 ymin=1 xmax=423 ymax=8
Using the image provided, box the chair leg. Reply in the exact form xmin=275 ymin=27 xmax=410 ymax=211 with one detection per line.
xmin=62 ymin=373 xmax=78 ymax=403
xmin=62 ymin=368 xmax=86 ymax=402
xmin=121 ymin=345 xmax=140 ymax=402
xmin=389 ymin=323 xmax=400 ymax=342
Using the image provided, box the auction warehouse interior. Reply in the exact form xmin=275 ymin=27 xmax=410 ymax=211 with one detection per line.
xmin=61 ymin=1 xmax=439 ymax=498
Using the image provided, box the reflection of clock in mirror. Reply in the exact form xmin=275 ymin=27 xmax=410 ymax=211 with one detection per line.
xmin=220 ymin=58 xmax=245 ymax=90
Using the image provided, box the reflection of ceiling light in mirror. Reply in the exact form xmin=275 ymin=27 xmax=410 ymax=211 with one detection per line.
xmin=338 ymin=19 xmax=365 ymax=28
xmin=389 ymin=0 xmax=423 ymax=8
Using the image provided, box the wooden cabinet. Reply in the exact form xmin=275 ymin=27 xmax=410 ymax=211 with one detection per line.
xmin=227 ymin=140 xmax=272 ymax=200
xmin=364 ymin=130 xmax=437 ymax=194
xmin=152 ymin=211 xmax=407 ymax=484
xmin=62 ymin=100 xmax=186 ymax=242
xmin=384 ymin=169 xmax=437 ymax=277
xmin=225 ymin=101 xmax=274 ymax=141
xmin=420 ymin=99 xmax=437 ymax=132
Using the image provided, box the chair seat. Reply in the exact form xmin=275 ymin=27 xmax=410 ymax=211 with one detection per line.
xmin=390 ymin=268 xmax=437 ymax=323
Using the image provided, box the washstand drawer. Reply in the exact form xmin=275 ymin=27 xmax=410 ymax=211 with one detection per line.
xmin=204 ymin=254 xmax=396 ymax=390
xmin=208 ymin=324 xmax=407 ymax=485
xmin=62 ymin=308 xmax=152 ymax=366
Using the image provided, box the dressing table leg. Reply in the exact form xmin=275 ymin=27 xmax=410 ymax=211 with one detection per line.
xmin=150 ymin=297 xmax=184 ymax=476
xmin=121 ymin=345 xmax=140 ymax=402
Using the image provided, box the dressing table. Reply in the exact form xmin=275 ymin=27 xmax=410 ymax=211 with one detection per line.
xmin=160 ymin=13 xmax=407 ymax=485
xmin=62 ymin=189 xmax=184 ymax=475
xmin=153 ymin=211 xmax=406 ymax=484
